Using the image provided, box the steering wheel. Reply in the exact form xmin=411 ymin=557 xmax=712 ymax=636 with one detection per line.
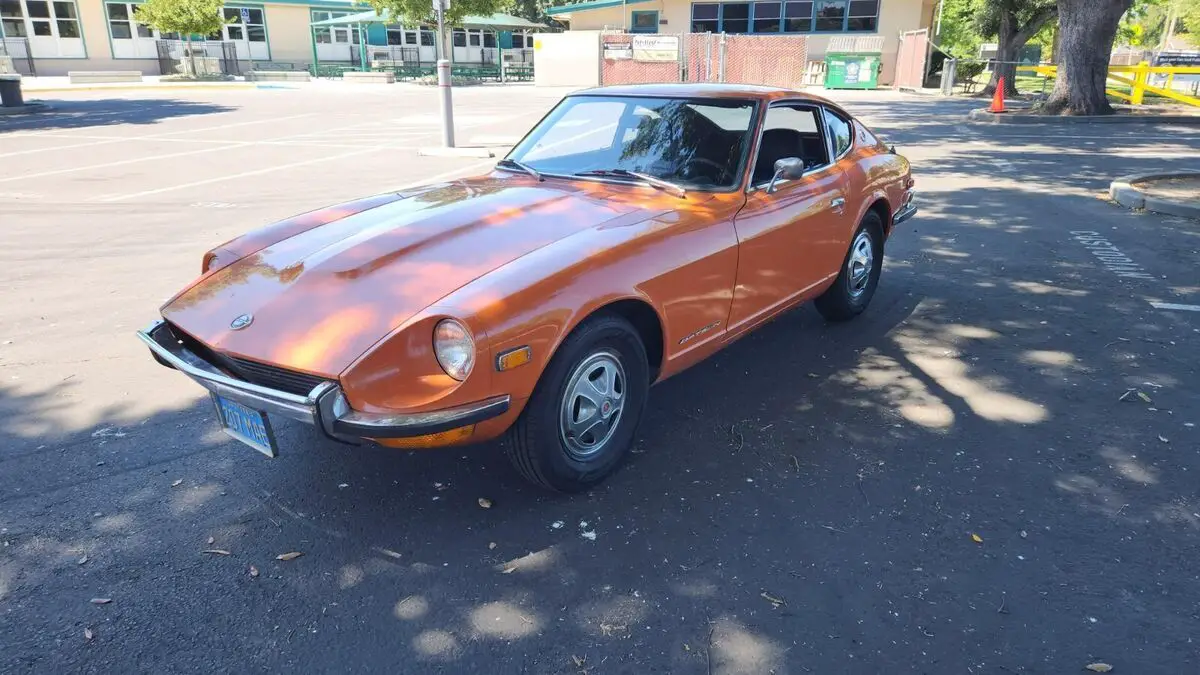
xmin=680 ymin=157 xmax=730 ymax=183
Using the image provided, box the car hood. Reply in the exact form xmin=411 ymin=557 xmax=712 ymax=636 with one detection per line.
xmin=162 ymin=176 xmax=650 ymax=376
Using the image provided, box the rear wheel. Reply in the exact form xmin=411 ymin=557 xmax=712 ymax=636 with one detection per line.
xmin=814 ymin=211 xmax=884 ymax=322
xmin=505 ymin=314 xmax=650 ymax=492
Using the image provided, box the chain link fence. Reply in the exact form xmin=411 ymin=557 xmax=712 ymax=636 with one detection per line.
xmin=600 ymin=32 xmax=809 ymax=89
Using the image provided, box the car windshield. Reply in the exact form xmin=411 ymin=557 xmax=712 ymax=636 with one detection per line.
xmin=505 ymin=95 xmax=758 ymax=191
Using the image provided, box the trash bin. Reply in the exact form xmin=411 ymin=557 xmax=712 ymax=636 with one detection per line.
xmin=823 ymin=52 xmax=881 ymax=90
xmin=0 ymin=74 xmax=23 ymax=107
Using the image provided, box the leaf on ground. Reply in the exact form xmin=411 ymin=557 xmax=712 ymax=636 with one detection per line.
xmin=207 ymin=536 xmax=215 ymax=545
xmin=1085 ymin=664 xmax=1113 ymax=673
xmin=84 ymin=627 xmax=94 ymax=640
xmin=761 ymin=591 xmax=785 ymax=607
xmin=478 ymin=497 xmax=493 ymax=509
xmin=572 ymin=655 xmax=585 ymax=667
xmin=90 ymin=598 xmax=111 ymax=605
xmin=488 ymin=542 xmax=496 ymax=550
xmin=249 ymin=566 xmax=260 ymax=578
xmin=77 ymin=554 xmax=88 ymax=565
xmin=201 ymin=549 xmax=231 ymax=556
xmin=1158 ymin=435 xmax=1169 ymax=443
xmin=275 ymin=551 xmax=303 ymax=561
xmin=971 ymin=533 xmax=984 ymax=543
xmin=1137 ymin=392 xmax=1152 ymax=403
xmin=171 ymin=479 xmax=183 ymax=487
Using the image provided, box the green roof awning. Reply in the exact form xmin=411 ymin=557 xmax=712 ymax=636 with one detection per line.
xmin=310 ymin=10 xmax=545 ymax=29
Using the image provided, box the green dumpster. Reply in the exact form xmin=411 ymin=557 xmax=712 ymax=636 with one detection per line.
xmin=824 ymin=52 xmax=881 ymax=89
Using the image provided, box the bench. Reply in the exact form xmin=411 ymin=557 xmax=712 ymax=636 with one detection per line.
xmin=68 ymin=71 xmax=143 ymax=84
xmin=343 ymin=70 xmax=394 ymax=84
xmin=246 ymin=70 xmax=311 ymax=82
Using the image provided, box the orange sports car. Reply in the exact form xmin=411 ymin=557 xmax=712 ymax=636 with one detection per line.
xmin=138 ymin=83 xmax=915 ymax=492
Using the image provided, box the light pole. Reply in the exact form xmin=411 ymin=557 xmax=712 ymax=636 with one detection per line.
xmin=435 ymin=0 xmax=455 ymax=147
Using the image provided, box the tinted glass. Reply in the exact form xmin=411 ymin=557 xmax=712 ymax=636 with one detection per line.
xmin=508 ymin=95 xmax=758 ymax=190
xmin=692 ymin=3 xmax=718 ymax=19
xmin=107 ymin=2 xmax=127 ymax=19
xmin=824 ymin=108 xmax=852 ymax=157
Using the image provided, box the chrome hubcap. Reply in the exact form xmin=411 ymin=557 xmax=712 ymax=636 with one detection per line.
xmin=560 ymin=351 xmax=626 ymax=460
xmin=847 ymin=230 xmax=874 ymax=299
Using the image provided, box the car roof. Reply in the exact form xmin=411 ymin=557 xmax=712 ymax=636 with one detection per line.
xmin=569 ymin=82 xmax=844 ymax=110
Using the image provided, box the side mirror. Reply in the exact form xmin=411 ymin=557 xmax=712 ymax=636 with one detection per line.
xmin=767 ymin=157 xmax=806 ymax=193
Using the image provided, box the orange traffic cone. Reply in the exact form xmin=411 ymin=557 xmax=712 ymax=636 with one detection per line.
xmin=990 ymin=77 xmax=1007 ymax=113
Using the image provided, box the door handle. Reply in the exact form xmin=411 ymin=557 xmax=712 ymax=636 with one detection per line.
xmin=831 ymin=197 xmax=846 ymax=210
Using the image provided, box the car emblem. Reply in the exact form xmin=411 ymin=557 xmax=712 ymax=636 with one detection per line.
xmin=230 ymin=314 xmax=253 ymax=330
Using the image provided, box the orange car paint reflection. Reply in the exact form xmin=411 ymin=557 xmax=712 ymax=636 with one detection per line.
xmin=159 ymin=85 xmax=912 ymax=447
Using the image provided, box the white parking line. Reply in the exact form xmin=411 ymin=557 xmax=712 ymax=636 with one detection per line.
xmin=98 ymin=146 xmax=390 ymax=201
xmin=0 ymin=112 xmax=320 ymax=159
xmin=1151 ymin=302 xmax=1200 ymax=312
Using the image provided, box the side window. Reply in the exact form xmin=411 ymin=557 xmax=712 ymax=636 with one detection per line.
xmin=752 ymin=104 xmax=830 ymax=186
xmin=824 ymin=108 xmax=853 ymax=159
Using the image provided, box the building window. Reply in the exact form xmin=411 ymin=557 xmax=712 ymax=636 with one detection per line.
xmin=690 ymin=0 xmax=876 ymax=33
xmin=721 ymin=3 xmax=749 ymax=33
xmin=0 ymin=0 xmax=83 ymax=56
xmin=783 ymin=1 xmax=812 ymax=32
xmin=223 ymin=7 xmax=265 ymax=42
xmin=630 ymin=10 xmax=658 ymax=33
xmin=483 ymin=31 xmax=495 ymax=47
xmin=312 ymin=10 xmax=360 ymax=45
xmin=846 ymin=0 xmax=878 ymax=31
xmin=452 ymin=28 xmax=465 ymax=47
xmin=751 ymin=2 xmax=779 ymax=32
xmin=691 ymin=3 xmax=718 ymax=32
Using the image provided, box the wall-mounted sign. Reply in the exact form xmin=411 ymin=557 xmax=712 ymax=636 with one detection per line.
xmin=632 ymin=35 xmax=678 ymax=62
xmin=603 ymin=42 xmax=632 ymax=60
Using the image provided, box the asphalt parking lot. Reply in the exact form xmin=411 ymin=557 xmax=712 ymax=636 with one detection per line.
xmin=2 ymin=84 xmax=1199 ymax=674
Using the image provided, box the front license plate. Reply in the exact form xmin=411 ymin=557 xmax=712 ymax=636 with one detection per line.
xmin=212 ymin=394 xmax=278 ymax=458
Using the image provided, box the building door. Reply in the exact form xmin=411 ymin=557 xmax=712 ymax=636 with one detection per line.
xmin=105 ymin=1 xmax=168 ymax=60
xmin=0 ymin=0 xmax=84 ymax=58
xmin=219 ymin=6 xmax=268 ymax=61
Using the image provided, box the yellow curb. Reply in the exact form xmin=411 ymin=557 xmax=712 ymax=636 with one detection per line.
xmin=23 ymin=83 xmax=259 ymax=93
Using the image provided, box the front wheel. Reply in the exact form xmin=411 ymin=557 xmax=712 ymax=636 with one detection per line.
xmin=505 ymin=314 xmax=650 ymax=492
xmin=814 ymin=212 xmax=884 ymax=322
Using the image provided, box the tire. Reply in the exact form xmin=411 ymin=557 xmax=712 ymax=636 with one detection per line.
xmin=814 ymin=211 xmax=884 ymax=322
xmin=505 ymin=314 xmax=650 ymax=493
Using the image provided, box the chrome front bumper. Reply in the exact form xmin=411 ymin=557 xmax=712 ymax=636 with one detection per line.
xmin=136 ymin=320 xmax=510 ymax=440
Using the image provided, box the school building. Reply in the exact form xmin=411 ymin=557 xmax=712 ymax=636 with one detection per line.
xmin=545 ymin=0 xmax=939 ymax=86
xmin=0 ymin=0 xmax=541 ymax=76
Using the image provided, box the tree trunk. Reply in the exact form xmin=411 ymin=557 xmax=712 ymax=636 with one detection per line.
xmin=1050 ymin=22 xmax=1060 ymax=65
xmin=186 ymin=35 xmax=197 ymax=78
xmin=982 ymin=5 xmax=1057 ymax=98
xmin=1040 ymin=0 xmax=1133 ymax=115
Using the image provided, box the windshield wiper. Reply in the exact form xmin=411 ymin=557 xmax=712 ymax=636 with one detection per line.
xmin=574 ymin=168 xmax=687 ymax=198
xmin=497 ymin=158 xmax=542 ymax=182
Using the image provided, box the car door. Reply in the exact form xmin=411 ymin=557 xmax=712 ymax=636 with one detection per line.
xmin=727 ymin=102 xmax=851 ymax=332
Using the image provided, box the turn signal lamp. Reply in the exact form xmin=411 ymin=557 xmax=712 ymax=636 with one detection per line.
xmin=496 ymin=346 xmax=532 ymax=371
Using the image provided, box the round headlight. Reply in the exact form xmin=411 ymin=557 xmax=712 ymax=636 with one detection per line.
xmin=433 ymin=319 xmax=475 ymax=381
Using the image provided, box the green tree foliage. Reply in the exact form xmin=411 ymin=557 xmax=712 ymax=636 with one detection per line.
xmin=935 ymin=0 xmax=986 ymax=58
xmin=133 ymin=0 xmax=228 ymax=37
xmin=365 ymin=0 xmax=503 ymax=26
xmin=134 ymin=0 xmax=230 ymax=76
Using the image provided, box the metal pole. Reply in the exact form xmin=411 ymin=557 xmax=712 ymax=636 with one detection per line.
xmin=718 ymin=32 xmax=726 ymax=83
xmin=704 ymin=34 xmax=711 ymax=82
xmin=436 ymin=1 xmax=455 ymax=147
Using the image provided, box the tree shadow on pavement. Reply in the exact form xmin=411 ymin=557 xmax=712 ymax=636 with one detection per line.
xmin=2 ymin=96 xmax=1199 ymax=674
xmin=0 ymin=98 xmax=236 ymax=134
